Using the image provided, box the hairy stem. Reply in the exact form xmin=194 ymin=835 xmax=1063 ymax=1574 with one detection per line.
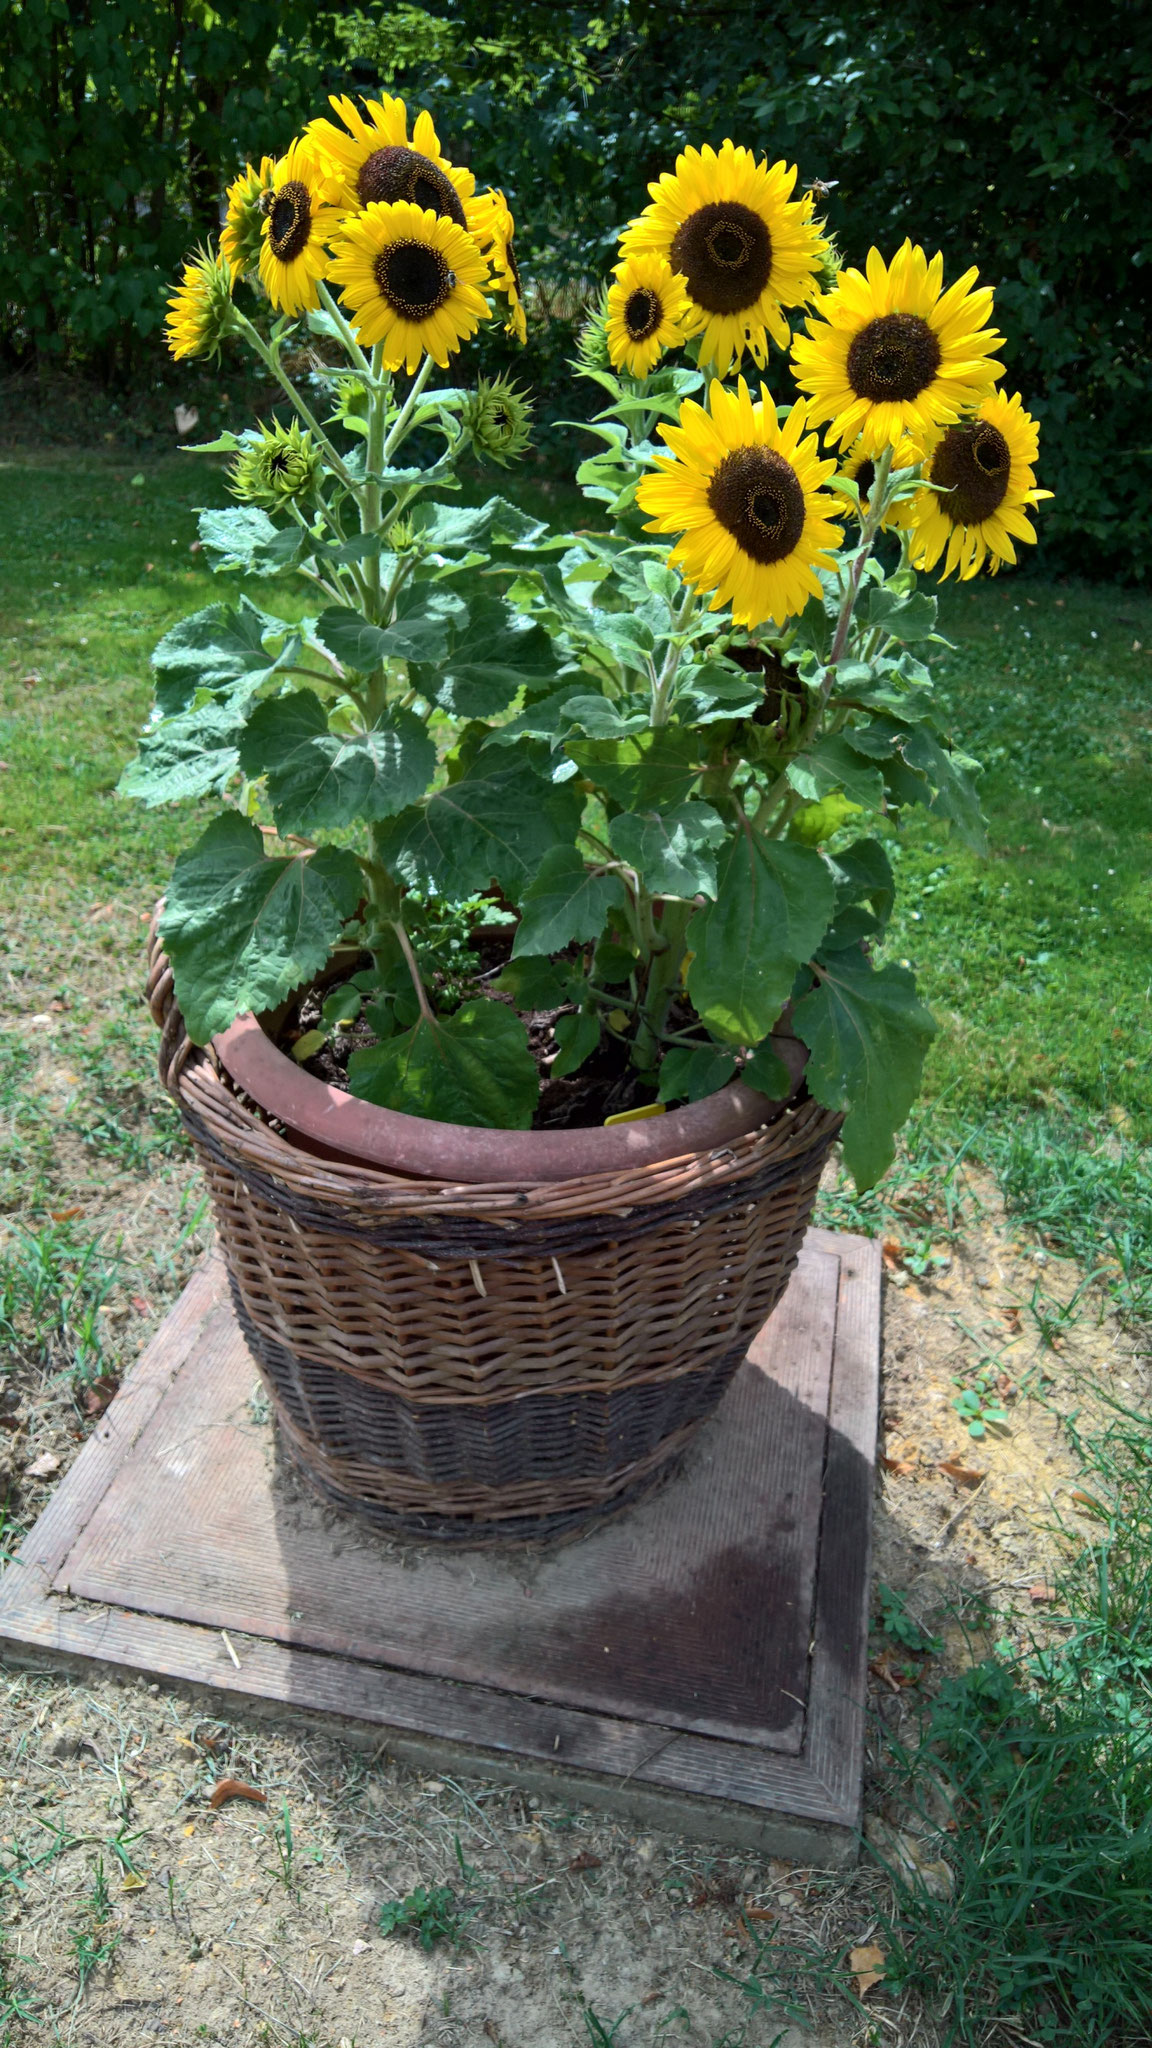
xmin=232 ymin=311 xmax=356 ymax=490
xmin=650 ymin=585 xmax=698 ymax=728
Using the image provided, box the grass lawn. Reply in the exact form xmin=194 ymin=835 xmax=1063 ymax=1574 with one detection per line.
xmin=1 ymin=445 xmax=1152 ymax=2042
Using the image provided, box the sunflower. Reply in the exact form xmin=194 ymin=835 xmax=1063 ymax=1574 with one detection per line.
xmin=620 ymin=142 xmax=828 ymax=378
xmin=636 ymin=379 xmax=843 ymax=628
xmin=307 ymin=93 xmax=474 ymax=226
xmin=792 ymin=241 xmax=1003 ymax=455
xmin=327 ymin=200 xmax=491 ymax=371
xmin=840 ymin=430 xmax=922 ymax=527
xmin=258 ymin=138 xmax=346 ymax=316
xmin=605 ymin=253 xmax=687 ymax=377
xmin=908 ymin=390 xmax=1052 ymax=580
xmin=165 ymin=246 xmax=235 ymax=362
xmin=220 ymin=157 xmax=276 ymax=278
xmin=468 ymin=188 xmax=527 ymax=343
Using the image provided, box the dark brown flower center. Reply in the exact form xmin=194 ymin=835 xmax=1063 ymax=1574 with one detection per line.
xmin=670 ymin=201 xmax=772 ymax=315
xmin=854 ymin=457 xmax=876 ymax=501
xmin=846 ymin=313 xmax=941 ymax=402
xmin=358 ymin=145 xmax=466 ymax=227
xmin=624 ymin=285 xmax=662 ymax=341
xmin=929 ymin=419 xmax=1011 ymax=526
xmin=268 ymin=181 xmax=312 ymax=264
xmin=707 ymin=446 xmax=807 ymax=565
xmin=373 ymin=239 xmax=453 ymax=320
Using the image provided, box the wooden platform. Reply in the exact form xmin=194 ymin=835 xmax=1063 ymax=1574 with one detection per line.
xmin=0 ymin=1228 xmax=880 ymax=1866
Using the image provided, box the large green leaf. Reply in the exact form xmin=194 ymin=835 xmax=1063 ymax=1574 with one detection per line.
xmin=824 ymin=836 xmax=896 ymax=947
xmin=316 ymin=590 xmax=465 ymax=674
xmin=159 ymin=813 xmax=361 ymax=1044
xmin=608 ymin=801 xmax=726 ymax=898
xmin=412 ymin=595 xmax=562 ymax=719
xmin=786 ymin=733 xmax=885 ymax=811
xmin=238 ymin=688 xmax=435 ymax=834
xmin=347 ymin=1000 xmax=538 ymax=1128
xmin=197 ymin=506 xmax=304 ymax=576
xmin=374 ymin=761 xmax=582 ymax=900
xmin=686 ymin=834 xmax=835 ymax=1045
xmin=567 ymin=728 xmax=701 ymax=812
xmin=410 ymin=497 xmax=550 ymax=555
xmin=512 ymin=846 xmax=626 ymax=958
xmin=117 ymin=699 xmax=245 ymax=807
xmin=793 ymin=950 xmax=937 ymax=1188
xmin=657 ymin=1043 xmax=736 ymax=1103
xmin=151 ymin=599 xmax=296 ymax=717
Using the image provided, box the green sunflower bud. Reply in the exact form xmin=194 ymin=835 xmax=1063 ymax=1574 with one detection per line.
xmin=459 ymin=376 xmax=534 ymax=468
xmin=229 ymin=419 xmax=323 ymax=508
xmin=574 ymin=287 xmax=612 ymax=374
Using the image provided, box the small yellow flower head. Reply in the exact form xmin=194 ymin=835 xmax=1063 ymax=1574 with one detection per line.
xmin=605 ymin=253 xmax=687 ymax=377
xmin=220 ymin=157 xmax=276 ymax=278
xmin=165 ymin=246 xmax=235 ymax=362
xmin=468 ymin=189 xmax=527 ymax=344
xmin=229 ymin=419 xmax=323 ymax=508
xmin=460 ymin=376 xmax=534 ymax=468
xmin=258 ymin=137 xmax=346 ymax=317
xmin=908 ymin=390 xmax=1052 ymax=580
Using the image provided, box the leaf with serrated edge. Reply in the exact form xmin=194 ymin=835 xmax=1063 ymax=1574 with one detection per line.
xmin=609 ymin=802 xmax=726 ymax=898
xmin=567 ymin=729 xmax=701 ymax=812
xmin=687 ymin=835 xmax=835 ymax=1045
xmin=150 ymin=599 xmax=294 ymax=716
xmin=239 ymin=688 xmax=435 ymax=834
xmin=551 ymin=1008 xmax=601 ymax=1078
xmin=512 ymin=846 xmax=625 ymax=958
xmin=375 ymin=762 xmax=581 ymax=900
xmin=159 ymin=813 xmax=360 ymax=1044
xmin=347 ymin=1001 xmax=538 ymax=1128
xmin=493 ymin=955 xmax=571 ymax=1010
xmin=786 ymin=734 xmax=884 ymax=810
xmin=658 ymin=1044 xmax=736 ymax=1103
xmin=794 ymin=950 xmax=936 ymax=1188
xmin=413 ymin=595 xmax=561 ymax=719
xmin=118 ymin=699 xmax=244 ymax=807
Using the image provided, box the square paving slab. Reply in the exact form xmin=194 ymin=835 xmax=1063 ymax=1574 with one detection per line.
xmin=0 ymin=1227 xmax=880 ymax=1866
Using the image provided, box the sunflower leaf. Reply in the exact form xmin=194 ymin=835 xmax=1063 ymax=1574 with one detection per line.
xmin=686 ymin=834 xmax=836 ymax=1045
xmin=238 ymin=688 xmax=436 ymax=834
xmin=512 ymin=846 xmax=626 ymax=958
xmin=658 ymin=1043 xmax=737 ymax=1104
xmin=608 ymin=801 xmax=727 ymax=898
xmin=566 ymin=728 xmax=702 ymax=811
xmin=411 ymin=594 xmax=563 ymax=719
xmin=117 ymin=698 xmax=245 ymax=807
xmin=794 ymin=950 xmax=937 ymax=1188
xmin=150 ymin=599 xmax=300 ymax=717
xmin=159 ymin=813 xmax=360 ymax=1044
xmin=347 ymin=1001 xmax=538 ymax=1128
xmin=374 ymin=760 xmax=582 ymax=901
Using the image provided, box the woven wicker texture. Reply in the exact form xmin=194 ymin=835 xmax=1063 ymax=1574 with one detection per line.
xmin=148 ymin=929 xmax=842 ymax=1542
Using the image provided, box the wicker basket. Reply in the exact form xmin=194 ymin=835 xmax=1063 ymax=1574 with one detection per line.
xmin=148 ymin=933 xmax=842 ymax=1544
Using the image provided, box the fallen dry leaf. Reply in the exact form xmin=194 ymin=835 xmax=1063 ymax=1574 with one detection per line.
xmin=121 ymin=1872 xmax=148 ymax=1892
xmin=1028 ymin=1583 xmax=1058 ymax=1605
xmin=1071 ymin=1489 xmax=1107 ymax=1516
xmin=49 ymin=1206 xmax=84 ymax=1222
xmin=849 ymin=1943 xmax=886 ymax=1998
xmin=82 ymin=1377 xmax=119 ymax=1418
xmin=131 ymin=1294 xmax=154 ymax=1317
xmin=25 ymin=1452 xmax=61 ymax=1479
xmin=742 ymin=1905 xmax=777 ymax=1924
xmin=882 ymin=1454 xmax=916 ymax=1477
xmin=940 ymin=1459 xmax=986 ymax=1489
xmin=568 ymin=1849 xmax=602 ymax=1873
xmin=208 ymin=1778 xmax=267 ymax=1810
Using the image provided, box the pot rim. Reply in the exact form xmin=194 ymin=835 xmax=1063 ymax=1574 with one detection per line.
xmin=212 ymin=1011 xmax=809 ymax=1186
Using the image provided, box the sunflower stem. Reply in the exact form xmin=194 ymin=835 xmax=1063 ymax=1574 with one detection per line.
xmin=823 ymin=441 xmax=894 ymax=687
xmin=382 ymin=353 xmax=437 ymax=463
xmin=232 ymin=310 xmax=356 ymax=491
xmin=316 ymin=279 xmax=375 ymax=379
xmin=650 ymin=585 xmax=698 ymax=727
xmin=363 ymin=344 xmax=387 ymax=620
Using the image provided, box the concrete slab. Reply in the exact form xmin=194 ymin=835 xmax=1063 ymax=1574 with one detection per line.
xmin=0 ymin=1227 xmax=880 ymax=1866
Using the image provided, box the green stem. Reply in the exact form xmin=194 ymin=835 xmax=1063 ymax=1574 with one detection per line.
xmin=382 ymin=353 xmax=437 ymax=464
xmin=233 ymin=310 xmax=356 ymax=491
xmin=650 ymin=585 xmax=698 ymax=728
xmin=392 ymin=918 xmax=436 ymax=1023
xmin=632 ymin=898 xmax=693 ymax=1072
xmin=822 ymin=441 xmax=894 ymax=692
xmin=363 ymin=345 xmax=387 ymax=621
xmin=316 ymin=280 xmax=374 ymax=379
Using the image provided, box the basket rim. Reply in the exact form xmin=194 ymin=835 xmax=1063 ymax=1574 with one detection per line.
xmin=212 ymin=1008 xmax=809 ymax=1187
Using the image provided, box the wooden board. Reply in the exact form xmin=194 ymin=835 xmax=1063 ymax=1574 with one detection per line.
xmin=0 ymin=1228 xmax=880 ymax=1866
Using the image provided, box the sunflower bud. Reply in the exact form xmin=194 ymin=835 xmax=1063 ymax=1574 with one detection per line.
xmin=220 ymin=158 xmax=276 ymax=279
xmin=575 ymin=288 xmax=612 ymax=374
xmin=459 ymin=376 xmax=534 ymax=468
xmin=164 ymin=246 xmax=236 ymax=363
xmin=229 ymin=419 xmax=323 ymax=508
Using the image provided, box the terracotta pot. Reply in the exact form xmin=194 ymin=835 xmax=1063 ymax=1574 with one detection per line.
xmin=148 ymin=929 xmax=842 ymax=1544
